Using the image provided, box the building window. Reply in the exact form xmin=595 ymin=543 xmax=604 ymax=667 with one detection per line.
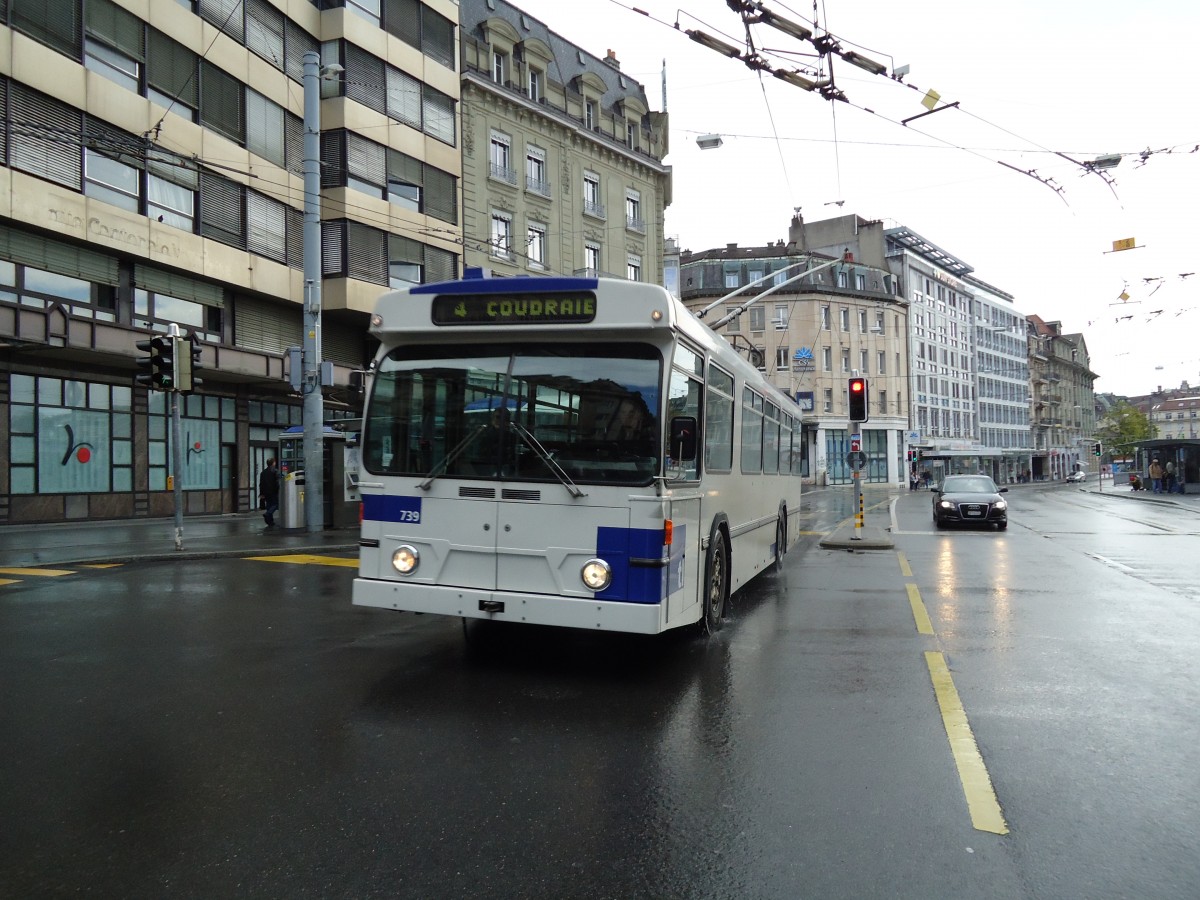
xmin=493 ymin=50 xmax=507 ymax=83
xmin=627 ymin=121 xmax=638 ymax=150
xmin=749 ymin=307 xmax=765 ymax=332
xmin=877 ymin=351 xmax=886 ymax=374
xmin=823 ymin=387 xmax=833 ymax=412
xmin=859 ymin=350 xmax=869 ymax=373
xmin=820 ymin=306 xmax=830 ymax=330
xmin=776 ymin=346 xmax=790 ymax=371
xmin=858 ymin=309 xmax=868 ymax=333
xmin=490 ymin=212 xmax=513 ymax=261
xmin=856 ymin=272 xmax=866 ymax=290
xmin=840 ymin=307 xmax=850 ymax=330
xmin=489 ymin=131 xmax=515 ymax=184
xmin=879 ymin=389 xmax=887 ymax=413
xmin=822 ymin=347 xmax=832 ymax=372
xmin=583 ymin=172 xmax=604 ymax=218
xmin=585 ymin=100 xmax=597 ymax=129
xmin=627 ymin=255 xmax=641 ymax=282
xmin=774 ymin=304 xmax=788 ymax=330
xmin=725 ymin=307 xmax=739 ymax=333
xmin=527 ymin=223 xmax=546 ymax=269
xmin=625 ymin=190 xmax=644 ymax=232
xmin=841 ymin=348 xmax=850 ymax=373
xmin=346 ymin=0 xmax=381 ymax=26
xmin=528 ymin=67 xmax=542 ymax=102
xmin=584 ymin=243 xmax=600 ymax=274
xmin=84 ymin=149 xmax=140 ymax=213
xmin=724 ymin=272 xmax=739 ymax=289
xmin=525 ymin=146 xmax=550 ymax=196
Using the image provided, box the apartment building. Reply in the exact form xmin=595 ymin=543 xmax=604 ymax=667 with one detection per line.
xmin=1026 ymin=315 xmax=1098 ymax=479
xmin=0 ymin=0 xmax=462 ymax=523
xmin=457 ymin=0 xmax=670 ymax=279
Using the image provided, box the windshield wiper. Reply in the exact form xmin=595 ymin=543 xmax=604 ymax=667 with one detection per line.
xmin=509 ymin=422 xmax=586 ymax=498
xmin=418 ymin=424 xmax=488 ymax=490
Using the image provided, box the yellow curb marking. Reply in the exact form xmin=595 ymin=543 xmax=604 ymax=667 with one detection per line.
xmin=897 ymin=551 xmax=912 ymax=577
xmin=246 ymin=554 xmax=358 ymax=568
xmin=925 ymin=651 xmax=1009 ymax=835
xmin=0 ymin=567 xmax=77 ymax=577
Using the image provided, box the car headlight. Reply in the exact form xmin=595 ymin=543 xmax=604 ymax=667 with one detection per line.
xmin=993 ymin=500 xmax=1007 ymax=511
xmin=392 ymin=545 xmax=419 ymax=574
xmin=938 ymin=500 xmax=955 ymax=509
xmin=581 ymin=558 xmax=612 ymax=591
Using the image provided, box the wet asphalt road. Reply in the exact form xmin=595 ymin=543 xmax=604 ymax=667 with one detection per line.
xmin=3 ymin=484 xmax=1200 ymax=898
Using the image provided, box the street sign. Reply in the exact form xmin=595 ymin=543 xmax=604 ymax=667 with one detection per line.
xmin=850 ymin=433 xmax=861 ymax=452
xmin=846 ymin=450 xmax=867 ymax=468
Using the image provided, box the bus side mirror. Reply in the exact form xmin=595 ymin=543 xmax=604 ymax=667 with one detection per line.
xmin=669 ymin=416 xmax=697 ymax=462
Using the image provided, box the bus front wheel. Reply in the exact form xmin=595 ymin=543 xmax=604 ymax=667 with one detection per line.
xmin=702 ymin=529 xmax=729 ymax=634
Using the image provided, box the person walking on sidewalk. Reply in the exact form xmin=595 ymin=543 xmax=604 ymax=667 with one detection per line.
xmin=1165 ymin=459 xmax=1177 ymax=494
xmin=259 ymin=457 xmax=280 ymax=528
xmin=1149 ymin=458 xmax=1164 ymax=494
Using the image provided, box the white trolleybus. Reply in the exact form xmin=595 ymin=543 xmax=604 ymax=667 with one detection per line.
xmin=352 ymin=271 xmax=803 ymax=635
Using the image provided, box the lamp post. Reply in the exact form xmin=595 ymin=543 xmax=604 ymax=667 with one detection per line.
xmin=302 ymin=50 xmax=325 ymax=533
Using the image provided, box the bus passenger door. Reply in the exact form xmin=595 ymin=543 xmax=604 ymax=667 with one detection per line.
xmin=665 ymin=493 xmax=703 ymax=624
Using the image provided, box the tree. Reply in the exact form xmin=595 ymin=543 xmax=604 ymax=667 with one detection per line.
xmin=1096 ymin=400 xmax=1155 ymax=457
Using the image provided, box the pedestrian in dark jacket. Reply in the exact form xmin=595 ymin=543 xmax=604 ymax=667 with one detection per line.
xmin=259 ymin=458 xmax=280 ymax=528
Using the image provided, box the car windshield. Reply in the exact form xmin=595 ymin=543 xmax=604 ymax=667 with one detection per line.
xmin=942 ymin=476 xmax=998 ymax=493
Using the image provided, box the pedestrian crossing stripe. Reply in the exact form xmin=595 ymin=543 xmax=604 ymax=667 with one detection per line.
xmin=246 ymin=554 xmax=358 ymax=568
xmin=0 ymin=567 xmax=77 ymax=577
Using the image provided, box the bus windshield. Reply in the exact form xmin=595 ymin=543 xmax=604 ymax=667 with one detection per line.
xmin=363 ymin=342 xmax=662 ymax=486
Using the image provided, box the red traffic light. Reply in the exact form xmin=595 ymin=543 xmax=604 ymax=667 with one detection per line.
xmin=849 ymin=378 xmax=865 ymax=393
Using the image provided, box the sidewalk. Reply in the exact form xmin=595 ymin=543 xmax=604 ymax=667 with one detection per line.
xmin=0 ymin=513 xmax=358 ymax=569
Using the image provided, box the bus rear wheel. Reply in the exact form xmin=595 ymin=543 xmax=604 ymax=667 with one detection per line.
xmin=773 ymin=515 xmax=786 ymax=573
xmin=702 ymin=530 xmax=729 ymax=634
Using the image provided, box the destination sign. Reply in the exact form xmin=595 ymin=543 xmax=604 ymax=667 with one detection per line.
xmin=432 ymin=293 xmax=597 ymax=326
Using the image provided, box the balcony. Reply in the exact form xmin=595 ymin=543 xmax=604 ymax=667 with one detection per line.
xmin=489 ymin=163 xmax=517 ymax=186
xmin=525 ymin=175 xmax=551 ymax=197
xmin=626 ymin=215 xmax=646 ymax=234
xmin=583 ymin=200 xmax=606 ymax=220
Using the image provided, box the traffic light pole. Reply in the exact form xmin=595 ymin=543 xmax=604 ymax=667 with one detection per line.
xmin=302 ymin=50 xmax=325 ymax=534
xmin=168 ymin=323 xmax=185 ymax=551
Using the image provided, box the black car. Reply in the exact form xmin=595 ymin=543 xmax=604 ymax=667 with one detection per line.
xmin=932 ymin=475 xmax=1009 ymax=530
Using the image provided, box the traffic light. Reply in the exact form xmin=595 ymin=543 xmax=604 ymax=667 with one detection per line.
xmin=135 ymin=335 xmax=175 ymax=391
xmin=176 ymin=332 xmax=203 ymax=393
xmin=1093 ymin=441 xmax=1103 ymax=457
xmin=848 ymin=377 xmax=869 ymax=421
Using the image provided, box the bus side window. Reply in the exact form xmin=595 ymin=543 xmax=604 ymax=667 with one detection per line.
xmin=666 ymin=368 xmax=702 ymax=480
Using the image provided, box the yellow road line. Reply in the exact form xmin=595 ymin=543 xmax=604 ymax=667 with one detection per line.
xmin=80 ymin=563 xmax=123 ymax=569
xmin=0 ymin=567 xmax=76 ymax=577
xmin=796 ymin=530 xmax=826 ymax=536
xmin=897 ymin=551 xmax=912 ymax=577
xmin=925 ymin=651 xmax=1008 ymax=834
xmin=906 ymin=583 xmax=934 ymax=635
xmin=246 ymin=554 xmax=358 ymax=568
xmin=0 ymin=578 xmax=20 ymax=586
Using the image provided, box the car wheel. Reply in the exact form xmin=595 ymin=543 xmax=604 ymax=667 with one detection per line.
xmin=773 ymin=515 xmax=786 ymax=574
xmin=935 ymin=516 xmax=946 ymax=529
xmin=700 ymin=528 xmax=729 ymax=634
xmin=997 ymin=521 xmax=1008 ymax=531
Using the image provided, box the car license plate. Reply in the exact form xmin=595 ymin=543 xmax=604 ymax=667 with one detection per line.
xmin=965 ymin=506 xmax=983 ymax=516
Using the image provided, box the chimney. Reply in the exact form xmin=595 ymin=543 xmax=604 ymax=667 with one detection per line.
xmin=604 ymin=49 xmax=620 ymax=69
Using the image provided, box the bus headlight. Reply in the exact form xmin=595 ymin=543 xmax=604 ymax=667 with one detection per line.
xmin=581 ymin=558 xmax=612 ymax=591
xmin=392 ymin=545 xmax=419 ymax=574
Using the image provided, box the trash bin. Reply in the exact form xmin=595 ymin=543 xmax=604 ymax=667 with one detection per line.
xmin=281 ymin=470 xmax=305 ymax=529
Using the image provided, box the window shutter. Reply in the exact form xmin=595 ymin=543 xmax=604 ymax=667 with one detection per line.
xmin=284 ymin=20 xmax=317 ymax=84
xmin=200 ymin=61 xmax=245 ymax=144
xmin=422 ymin=8 xmax=455 ymax=69
xmin=384 ymin=0 xmax=420 ymax=48
xmin=147 ymin=145 xmax=198 ymax=190
xmin=12 ymin=0 xmax=81 ymax=59
xmin=246 ymin=91 xmax=284 ymax=166
xmin=286 ymin=206 xmax=303 ymax=269
xmin=147 ymin=30 xmax=198 ymax=110
xmin=198 ymin=0 xmax=244 ymax=43
xmin=322 ymin=319 xmax=368 ymax=368
xmin=320 ymin=130 xmax=346 ymax=189
xmin=10 ymin=84 xmax=83 ymax=189
xmin=344 ymin=46 xmax=386 ymax=115
xmin=347 ymin=133 xmax=386 ymax=188
xmin=423 ymin=245 xmax=457 ymax=284
xmin=285 ymin=112 xmax=304 ymax=177
xmin=84 ymin=117 xmax=145 ymax=169
xmin=422 ymin=87 xmax=455 ymax=144
xmin=321 ymin=220 xmax=346 ymax=277
xmin=347 ymin=222 xmax=387 ymax=285
xmin=246 ymin=191 xmax=286 ymax=263
xmin=245 ymin=0 xmax=284 ymax=70
xmin=85 ymin=0 xmax=145 ymax=60
xmin=233 ymin=294 xmax=301 ymax=353
xmin=199 ymin=172 xmax=245 ymax=248
xmin=0 ymin=224 xmax=119 ymax=285
xmin=134 ymin=264 xmax=224 ymax=307
xmin=423 ymin=166 xmax=457 ymax=225
xmin=386 ymin=67 xmax=422 ymax=128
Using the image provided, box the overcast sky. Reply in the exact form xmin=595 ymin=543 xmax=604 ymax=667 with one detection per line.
xmin=511 ymin=0 xmax=1200 ymax=397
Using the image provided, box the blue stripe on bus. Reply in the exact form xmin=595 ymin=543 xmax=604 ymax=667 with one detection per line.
xmin=596 ymin=526 xmax=669 ymax=604
xmin=410 ymin=275 xmax=599 ymax=295
xmin=362 ymin=494 xmax=422 ymax=524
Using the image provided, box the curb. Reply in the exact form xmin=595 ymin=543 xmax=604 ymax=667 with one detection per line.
xmin=819 ymin=524 xmax=894 ymax=551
